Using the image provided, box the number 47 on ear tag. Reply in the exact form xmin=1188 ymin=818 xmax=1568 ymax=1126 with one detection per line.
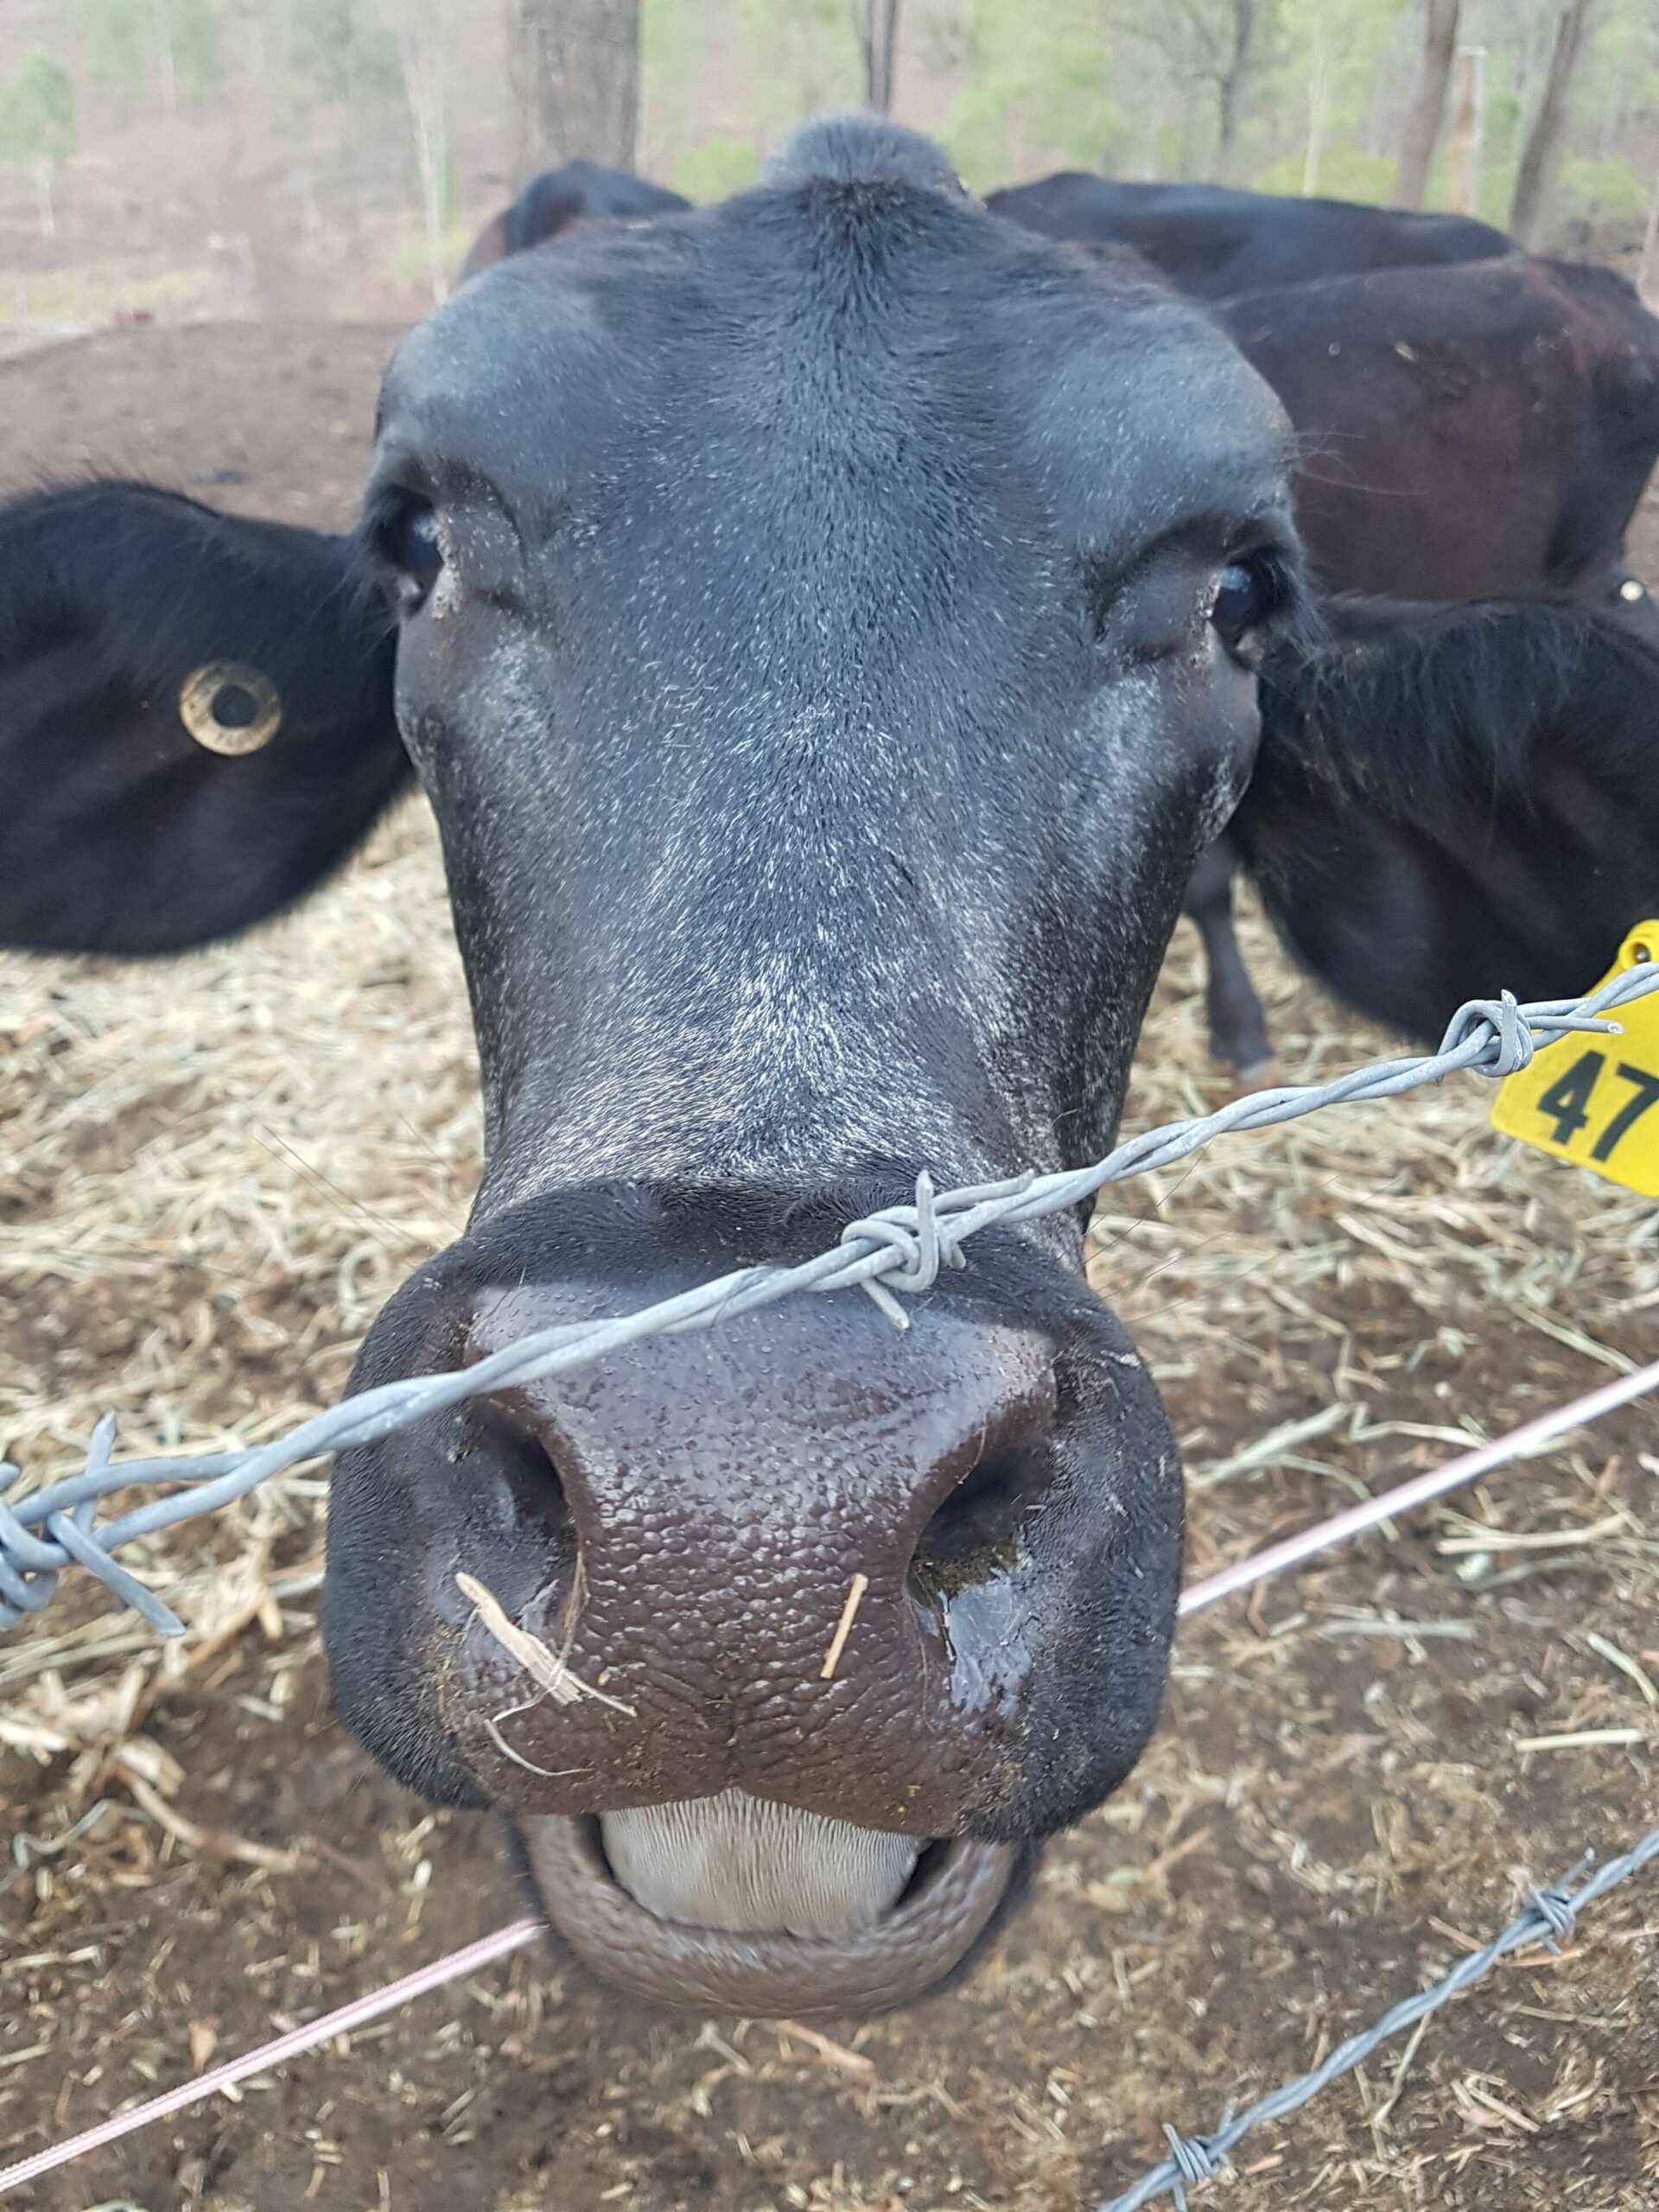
xmin=1491 ymin=922 xmax=1659 ymax=1198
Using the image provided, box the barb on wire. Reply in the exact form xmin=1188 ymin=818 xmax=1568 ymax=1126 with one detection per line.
xmin=1095 ymin=1826 xmax=1659 ymax=2212
xmin=4 ymin=965 xmax=1657 ymax=1637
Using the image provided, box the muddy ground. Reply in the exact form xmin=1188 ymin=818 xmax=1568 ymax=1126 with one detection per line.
xmin=1 ymin=324 xmax=1657 ymax=2212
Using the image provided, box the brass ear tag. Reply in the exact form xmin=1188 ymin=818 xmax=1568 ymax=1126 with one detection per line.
xmin=178 ymin=664 xmax=282 ymax=756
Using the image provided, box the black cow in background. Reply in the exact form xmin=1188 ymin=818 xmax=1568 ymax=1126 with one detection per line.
xmin=984 ymin=174 xmax=1514 ymax=298
xmin=1194 ymin=251 xmax=1659 ymax=1075
xmin=457 ymin=159 xmax=690 ymax=283
xmin=992 ymin=173 xmax=1659 ymax=1077
xmin=1219 ymin=255 xmax=1659 ymax=632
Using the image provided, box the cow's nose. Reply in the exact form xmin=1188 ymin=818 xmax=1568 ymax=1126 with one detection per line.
xmin=427 ymin=1276 xmax=1059 ymax=1837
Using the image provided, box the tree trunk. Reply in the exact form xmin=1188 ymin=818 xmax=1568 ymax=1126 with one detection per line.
xmin=392 ymin=0 xmax=455 ymax=307
xmin=1638 ymin=170 xmax=1659 ymax=300
xmin=852 ymin=0 xmax=902 ymax=115
xmin=1393 ymin=0 xmax=1460 ymax=207
xmin=1445 ymin=45 xmax=1484 ymax=213
xmin=1510 ymin=0 xmax=1597 ymax=248
xmin=32 ymin=157 xmax=54 ymax=242
xmin=1301 ymin=22 xmax=1332 ymax=197
xmin=509 ymin=0 xmax=639 ymax=188
xmin=1214 ymin=0 xmax=1257 ymax=186
xmin=154 ymin=0 xmax=177 ymax=117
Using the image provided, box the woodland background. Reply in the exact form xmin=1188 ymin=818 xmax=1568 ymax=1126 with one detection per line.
xmin=0 ymin=0 xmax=1653 ymax=332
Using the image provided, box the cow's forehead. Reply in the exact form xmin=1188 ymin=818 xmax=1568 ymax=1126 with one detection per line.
xmin=372 ymin=185 xmax=1294 ymax=569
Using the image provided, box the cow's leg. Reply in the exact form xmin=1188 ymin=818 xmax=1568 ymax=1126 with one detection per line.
xmin=1182 ymin=838 xmax=1274 ymax=1083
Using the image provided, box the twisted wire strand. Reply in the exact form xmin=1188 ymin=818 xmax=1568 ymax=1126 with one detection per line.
xmin=4 ymin=965 xmax=1656 ymax=1637
xmin=1096 ymin=1827 xmax=1659 ymax=2211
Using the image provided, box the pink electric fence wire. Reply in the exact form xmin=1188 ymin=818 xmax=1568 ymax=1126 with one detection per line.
xmin=4 ymin=1354 xmax=1656 ymax=2196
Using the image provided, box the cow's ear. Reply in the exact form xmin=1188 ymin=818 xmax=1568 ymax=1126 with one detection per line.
xmin=0 ymin=482 xmax=410 ymax=955
xmin=1230 ymin=598 xmax=1659 ymax=1042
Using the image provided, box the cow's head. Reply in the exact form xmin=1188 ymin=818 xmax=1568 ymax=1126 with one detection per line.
xmin=4 ymin=118 xmax=1658 ymax=2016
xmin=455 ymin=157 xmax=692 ymax=285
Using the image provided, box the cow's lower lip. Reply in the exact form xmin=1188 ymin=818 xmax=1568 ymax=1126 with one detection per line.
xmin=518 ymin=1814 xmax=1019 ymax=2017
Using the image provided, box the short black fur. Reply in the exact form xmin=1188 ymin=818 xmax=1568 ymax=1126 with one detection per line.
xmin=0 ymin=480 xmax=409 ymax=952
xmin=1236 ymin=596 xmax=1659 ymax=1036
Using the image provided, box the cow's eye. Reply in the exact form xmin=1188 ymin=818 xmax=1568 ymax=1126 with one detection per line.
xmin=1209 ymin=556 xmax=1277 ymax=647
xmin=378 ymin=498 xmax=444 ymax=607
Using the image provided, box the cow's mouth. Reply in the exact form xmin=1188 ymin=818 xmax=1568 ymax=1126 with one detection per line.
xmin=518 ymin=1791 xmax=1018 ymax=2016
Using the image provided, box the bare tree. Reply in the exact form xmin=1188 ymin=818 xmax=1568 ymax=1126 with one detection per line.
xmin=1393 ymin=0 xmax=1460 ymax=207
xmin=153 ymin=0 xmax=176 ymax=119
xmin=1510 ymin=0 xmax=1597 ymax=248
xmin=1301 ymin=15 xmax=1333 ymax=197
xmin=508 ymin=0 xmax=639 ymax=188
xmin=1640 ymin=171 xmax=1659 ymax=301
xmin=1109 ymin=0 xmax=1260 ymax=185
xmin=851 ymin=0 xmax=902 ymax=116
xmin=1445 ymin=43 xmax=1484 ymax=214
xmin=1214 ymin=0 xmax=1257 ymax=185
xmin=391 ymin=0 xmax=455 ymax=307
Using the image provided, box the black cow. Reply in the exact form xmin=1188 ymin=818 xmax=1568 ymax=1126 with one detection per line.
xmin=1221 ymin=255 xmax=1659 ymax=630
xmin=4 ymin=118 xmax=1658 ymax=2018
xmin=985 ymin=173 xmax=1514 ymax=298
xmin=994 ymin=191 xmax=1659 ymax=1073
xmin=1193 ymin=252 xmax=1659 ymax=1074
xmin=457 ymin=158 xmax=691 ymax=284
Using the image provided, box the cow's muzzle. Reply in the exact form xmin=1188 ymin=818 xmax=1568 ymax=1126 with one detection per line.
xmin=323 ymin=1185 xmax=1183 ymax=2012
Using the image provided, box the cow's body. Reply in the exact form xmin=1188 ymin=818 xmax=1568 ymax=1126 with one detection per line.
xmin=986 ymin=173 xmax=1513 ymax=297
xmin=1186 ymin=255 xmax=1659 ymax=1072
xmin=1221 ymin=255 xmax=1659 ymax=622
xmin=4 ymin=119 xmax=1659 ymax=2021
xmin=457 ymin=158 xmax=691 ymax=283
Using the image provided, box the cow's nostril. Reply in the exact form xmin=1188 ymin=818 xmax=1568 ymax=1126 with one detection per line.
xmin=911 ymin=1446 xmax=1048 ymax=1597
xmin=458 ymin=1398 xmax=572 ymax=1541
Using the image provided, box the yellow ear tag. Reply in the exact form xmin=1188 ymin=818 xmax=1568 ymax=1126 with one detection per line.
xmin=1491 ymin=923 xmax=1659 ymax=1198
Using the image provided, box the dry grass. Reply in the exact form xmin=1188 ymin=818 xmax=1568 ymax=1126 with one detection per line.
xmin=0 ymin=798 xmax=474 ymax=1697
xmin=3 ymin=821 xmax=1656 ymax=2210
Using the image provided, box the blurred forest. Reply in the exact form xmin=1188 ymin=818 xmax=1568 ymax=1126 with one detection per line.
xmin=0 ymin=0 xmax=1653 ymax=334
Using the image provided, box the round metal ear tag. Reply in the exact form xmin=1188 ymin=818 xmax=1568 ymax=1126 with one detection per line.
xmin=1618 ymin=578 xmax=1647 ymax=604
xmin=178 ymin=664 xmax=283 ymax=756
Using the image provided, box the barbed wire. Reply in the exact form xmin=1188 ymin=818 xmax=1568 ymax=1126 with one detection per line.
xmin=4 ymin=963 xmax=1656 ymax=1638
xmin=3 ymin=1761 xmax=1653 ymax=2195
xmin=1096 ymin=1824 xmax=1659 ymax=2212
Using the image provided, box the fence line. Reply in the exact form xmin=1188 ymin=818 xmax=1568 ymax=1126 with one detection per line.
xmin=1176 ymin=1354 xmax=1659 ymax=1618
xmin=1095 ymin=1827 xmax=1659 ymax=2212
xmin=0 ymin=1922 xmax=543 ymax=2194
xmin=3 ymin=1362 xmax=1655 ymax=2196
xmin=6 ymin=964 xmax=1657 ymax=1637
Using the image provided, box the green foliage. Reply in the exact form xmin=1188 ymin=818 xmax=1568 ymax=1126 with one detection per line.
xmin=633 ymin=0 xmax=1651 ymax=252
xmin=1554 ymin=153 xmax=1655 ymax=232
xmin=1262 ymin=0 xmax=1408 ymax=193
xmin=943 ymin=0 xmax=1116 ymax=188
xmin=1253 ymin=145 xmax=1393 ymax=200
xmin=670 ymin=134 xmax=760 ymax=202
xmin=641 ymin=0 xmax=857 ymax=195
xmin=163 ymin=0 xmax=221 ymax=102
xmin=289 ymin=0 xmax=400 ymax=105
xmin=0 ymin=51 xmax=75 ymax=167
xmin=73 ymin=0 xmax=147 ymax=103
xmin=73 ymin=0 xmax=219 ymax=107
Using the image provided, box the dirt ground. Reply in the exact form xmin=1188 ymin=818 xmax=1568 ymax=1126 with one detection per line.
xmin=2 ymin=326 xmax=1658 ymax=2212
